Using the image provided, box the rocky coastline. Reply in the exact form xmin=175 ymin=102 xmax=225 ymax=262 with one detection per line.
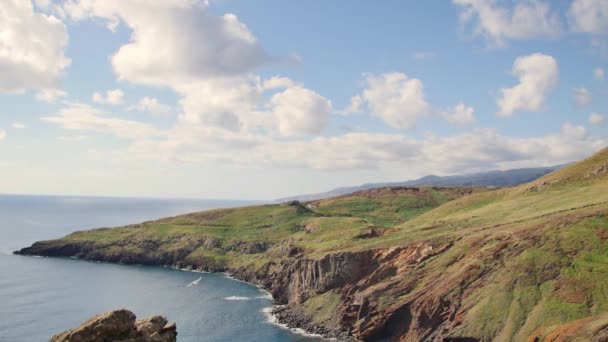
xmin=15 ymin=243 xmax=360 ymax=341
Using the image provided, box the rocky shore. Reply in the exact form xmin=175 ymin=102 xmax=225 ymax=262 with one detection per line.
xmin=49 ymin=309 xmax=177 ymax=342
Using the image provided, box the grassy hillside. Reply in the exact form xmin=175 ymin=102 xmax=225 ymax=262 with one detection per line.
xmin=54 ymin=186 xmax=471 ymax=268
xmin=18 ymin=147 xmax=608 ymax=341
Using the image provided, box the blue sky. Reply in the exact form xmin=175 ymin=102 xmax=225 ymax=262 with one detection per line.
xmin=0 ymin=0 xmax=607 ymax=199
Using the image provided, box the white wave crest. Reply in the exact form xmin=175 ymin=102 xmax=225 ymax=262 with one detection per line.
xmin=186 ymin=276 xmax=202 ymax=287
xmin=224 ymin=296 xmax=251 ymax=301
xmin=255 ymin=292 xmax=273 ymax=300
xmin=260 ymin=306 xmax=330 ymax=340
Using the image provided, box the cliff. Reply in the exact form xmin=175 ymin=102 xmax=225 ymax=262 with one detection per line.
xmin=49 ymin=309 xmax=177 ymax=342
xmin=17 ymin=147 xmax=608 ymax=341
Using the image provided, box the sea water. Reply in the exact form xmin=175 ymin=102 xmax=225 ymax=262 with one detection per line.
xmin=0 ymin=194 xmax=317 ymax=342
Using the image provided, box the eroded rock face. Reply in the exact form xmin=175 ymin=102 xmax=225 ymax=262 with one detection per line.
xmin=225 ymin=240 xmax=271 ymax=254
xmin=268 ymin=250 xmax=378 ymax=305
xmin=49 ymin=309 xmax=177 ymax=342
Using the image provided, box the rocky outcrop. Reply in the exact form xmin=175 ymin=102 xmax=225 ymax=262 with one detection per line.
xmin=268 ymin=251 xmax=378 ymax=305
xmin=527 ymin=313 xmax=608 ymax=342
xmin=49 ymin=309 xmax=177 ymax=342
xmin=224 ymin=240 xmax=271 ymax=254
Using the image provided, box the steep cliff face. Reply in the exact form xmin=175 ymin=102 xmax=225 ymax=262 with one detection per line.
xmin=267 ymin=251 xmax=379 ymax=305
xmin=50 ymin=309 xmax=177 ymax=342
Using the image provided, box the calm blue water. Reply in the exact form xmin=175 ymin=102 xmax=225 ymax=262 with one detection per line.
xmin=0 ymin=194 xmax=316 ymax=342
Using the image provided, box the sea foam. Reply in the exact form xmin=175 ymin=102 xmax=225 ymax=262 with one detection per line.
xmin=224 ymin=296 xmax=251 ymax=301
xmin=186 ymin=277 xmax=202 ymax=287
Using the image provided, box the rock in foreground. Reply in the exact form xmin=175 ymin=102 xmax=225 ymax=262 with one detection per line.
xmin=49 ymin=309 xmax=177 ymax=342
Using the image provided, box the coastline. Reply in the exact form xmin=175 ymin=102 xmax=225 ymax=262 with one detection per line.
xmin=12 ymin=252 xmax=343 ymax=341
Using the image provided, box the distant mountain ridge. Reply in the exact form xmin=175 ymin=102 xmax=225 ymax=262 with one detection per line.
xmin=278 ymin=164 xmax=566 ymax=202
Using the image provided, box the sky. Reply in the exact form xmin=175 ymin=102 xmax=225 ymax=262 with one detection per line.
xmin=0 ymin=0 xmax=607 ymax=200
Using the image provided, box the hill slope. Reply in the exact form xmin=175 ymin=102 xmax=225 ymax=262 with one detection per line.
xmin=16 ymin=147 xmax=608 ymax=341
xmin=279 ymin=164 xmax=564 ymax=202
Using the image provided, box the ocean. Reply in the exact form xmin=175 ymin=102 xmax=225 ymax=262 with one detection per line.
xmin=0 ymin=194 xmax=317 ymax=342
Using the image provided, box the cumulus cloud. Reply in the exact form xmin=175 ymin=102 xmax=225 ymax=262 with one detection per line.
xmin=0 ymin=129 xmax=6 ymax=140
xmin=497 ymin=53 xmax=559 ymax=116
xmin=568 ymin=0 xmax=608 ymax=35
xmin=443 ymin=102 xmax=476 ymax=125
xmin=0 ymin=0 xmax=71 ymax=92
xmin=453 ymin=0 xmax=561 ymax=46
xmin=12 ymin=122 xmax=25 ymax=129
xmin=595 ymin=68 xmax=606 ymax=81
xmin=42 ymin=102 xmax=161 ymax=139
xmin=175 ymin=76 xmax=263 ymax=132
xmin=573 ymin=87 xmax=592 ymax=107
xmin=263 ymin=76 xmax=296 ymax=90
xmin=35 ymin=88 xmax=68 ymax=103
xmin=354 ymin=73 xmax=432 ymax=129
xmin=60 ymin=1 xmax=330 ymax=137
xmin=41 ymin=99 xmax=606 ymax=174
xmin=62 ymin=0 xmax=279 ymax=87
xmin=271 ymin=86 xmax=332 ymax=137
xmin=130 ymin=97 xmax=172 ymax=116
xmin=589 ymin=112 xmax=605 ymax=126
xmin=173 ymin=75 xmax=331 ymax=136
xmin=92 ymin=89 xmax=125 ymax=105
xmin=348 ymin=73 xmax=476 ymax=128
xmin=127 ymin=122 xmax=605 ymax=173
xmin=560 ymin=121 xmax=587 ymax=139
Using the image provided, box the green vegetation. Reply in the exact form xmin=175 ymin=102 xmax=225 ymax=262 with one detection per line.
xmin=64 ymin=187 xmax=468 ymax=260
xmin=23 ymin=147 xmax=608 ymax=341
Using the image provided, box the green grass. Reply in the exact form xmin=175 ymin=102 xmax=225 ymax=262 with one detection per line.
xmin=30 ymin=146 xmax=608 ymax=341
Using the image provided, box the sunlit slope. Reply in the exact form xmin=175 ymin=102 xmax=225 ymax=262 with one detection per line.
xmin=322 ymin=146 xmax=608 ymax=341
xmin=351 ymin=147 xmax=608 ymax=251
xmin=33 ymin=187 xmax=469 ymax=268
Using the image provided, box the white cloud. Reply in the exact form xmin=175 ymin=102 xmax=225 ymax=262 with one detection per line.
xmin=60 ymin=0 xmax=330 ymax=139
xmin=0 ymin=129 xmax=6 ymax=140
xmin=130 ymin=97 xmax=172 ymax=116
xmin=12 ymin=122 xmax=25 ymax=129
xmin=0 ymin=0 xmax=70 ymax=93
xmin=42 ymin=102 xmax=161 ymax=139
xmin=595 ymin=67 xmax=606 ymax=81
xmin=92 ymin=89 xmax=125 ymax=105
xmin=35 ymin=88 xmax=67 ymax=103
xmin=125 ymin=122 xmax=605 ymax=173
xmin=560 ymin=122 xmax=587 ymax=139
xmin=342 ymin=95 xmax=363 ymax=115
xmin=453 ymin=0 xmax=561 ymax=46
xmin=568 ymin=0 xmax=608 ymax=35
xmin=62 ymin=0 xmax=279 ymax=87
xmin=263 ymin=76 xmax=296 ymax=90
xmin=348 ymin=73 xmax=476 ymax=128
xmin=443 ymin=102 xmax=476 ymax=125
xmin=497 ymin=53 xmax=559 ymax=116
xmin=355 ymin=73 xmax=432 ymax=129
xmin=40 ymin=100 xmax=606 ymax=174
xmin=589 ymin=112 xmax=605 ymax=125
xmin=176 ymin=76 xmax=263 ymax=132
xmin=270 ymin=86 xmax=332 ymax=137
xmin=573 ymin=87 xmax=592 ymax=107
